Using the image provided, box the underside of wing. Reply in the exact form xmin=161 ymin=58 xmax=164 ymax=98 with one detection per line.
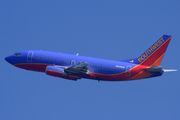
xmin=64 ymin=62 xmax=89 ymax=75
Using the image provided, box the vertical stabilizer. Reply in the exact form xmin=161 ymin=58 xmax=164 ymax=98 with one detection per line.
xmin=135 ymin=35 xmax=172 ymax=66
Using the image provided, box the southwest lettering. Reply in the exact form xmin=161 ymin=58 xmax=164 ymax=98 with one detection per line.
xmin=156 ymin=42 xmax=160 ymax=47
xmin=158 ymin=40 xmax=162 ymax=44
xmin=160 ymin=37 xmax=164 ymax=42
xmin=153 ymin=45 xmax=157 ymax=50
xmin=138 ymin=37 xmax=165 ymax=63
xmin=143 ymin=54 xmax=146 ymax=58
xmin=150 ymin=47 xmax=154 ymax=51
xmin=141 ymin=55 xmax=144 ymax=60
xmin=148 ymin=49 xmax=152 ymax=54
xmin=145 ymin=52 xmax=148 ymax=57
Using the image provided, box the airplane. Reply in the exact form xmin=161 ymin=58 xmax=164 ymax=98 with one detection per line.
xmin=5 ymin=35 xmax=177 ymax=82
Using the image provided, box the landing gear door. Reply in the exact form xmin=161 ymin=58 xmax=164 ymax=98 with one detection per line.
xmin=27 ymin=51 xmax=34 ymax=62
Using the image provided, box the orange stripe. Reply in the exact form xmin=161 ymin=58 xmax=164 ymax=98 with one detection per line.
xmin=128 ymin=53 xmax=166 ymax=80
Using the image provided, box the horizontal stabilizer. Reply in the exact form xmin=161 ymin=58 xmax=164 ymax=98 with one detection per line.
xmin=163 ymin=69 xmax=177 ymax=72
xmin=144 ymin=66 xmax=162 ymax=72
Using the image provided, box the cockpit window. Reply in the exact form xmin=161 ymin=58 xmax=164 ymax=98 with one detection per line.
xmin=14 ymin=53 xmax=21 ymax=56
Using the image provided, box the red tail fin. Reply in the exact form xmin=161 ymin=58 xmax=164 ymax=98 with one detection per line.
xmin=136 ymin=35 xmax=172 ymax=66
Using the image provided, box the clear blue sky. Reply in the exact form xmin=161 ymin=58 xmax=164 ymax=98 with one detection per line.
xmin=1 ymin=0 xmax=180 ymax=120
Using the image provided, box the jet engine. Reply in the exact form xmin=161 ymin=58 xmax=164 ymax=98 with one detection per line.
xmin=45 ymin=66 xmax=80 ymax=80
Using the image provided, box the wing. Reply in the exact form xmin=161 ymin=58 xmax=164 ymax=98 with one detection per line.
xmin=64 ymin=62 xmax=89 ymax=75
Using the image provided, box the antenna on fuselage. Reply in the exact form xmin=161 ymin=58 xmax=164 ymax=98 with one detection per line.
xmin=76 ymin=53 xmax=79 ymax=56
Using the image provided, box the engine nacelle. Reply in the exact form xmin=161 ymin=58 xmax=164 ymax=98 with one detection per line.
xmin=45 ymin=66 xmax=80 ymax=80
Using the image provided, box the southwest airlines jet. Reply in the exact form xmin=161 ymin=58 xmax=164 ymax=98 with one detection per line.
xmin=5 ymin=35 xmax=177 ymax=81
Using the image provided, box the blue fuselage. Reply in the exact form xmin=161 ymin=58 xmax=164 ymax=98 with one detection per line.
xmin=5 ymin=50 xmax=163 ymax=81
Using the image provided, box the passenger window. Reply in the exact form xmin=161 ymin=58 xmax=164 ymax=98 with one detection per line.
xmin=54 ymin=59 xmax=55 ymax=61
xmin=34 ymin=56 xmax=36 ymax=58
xmin=45 ymin=58 xmax=47 ymax=60
xmin=40 ymin=57 xmax=41 ymax=59
xmin=95 ymin=65 xmax=97 ymax=67
xmin=37 ymin=57 xmax=39 ymax=59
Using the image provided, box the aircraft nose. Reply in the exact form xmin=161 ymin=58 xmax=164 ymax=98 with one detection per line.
xmin=5 ymin=56 xmax=10 ymax=62
xmin=5 ymin=55 xmax=14 ymax=65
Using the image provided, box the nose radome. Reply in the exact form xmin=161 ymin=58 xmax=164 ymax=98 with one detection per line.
xmin=5 ymin=56 xmax=14 ymax=64
xmin=5 ymin=56 xmax=10 ymax=62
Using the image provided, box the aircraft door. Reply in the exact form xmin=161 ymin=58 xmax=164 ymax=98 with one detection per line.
xmin=125 ymin=65 xmax=132 ymax=77
xmin=71 ymin=60 xmax=76 ymax=66
xmin=27 ymin=51 xmax=34 ymax=62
